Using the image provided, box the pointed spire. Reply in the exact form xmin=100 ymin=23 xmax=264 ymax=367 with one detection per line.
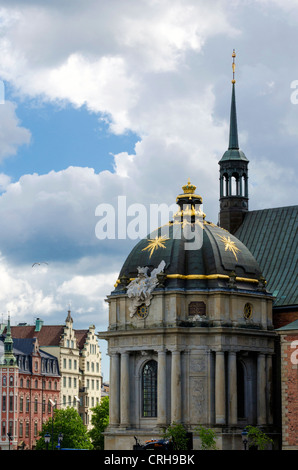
xmin=66 ymin=309 xmax=73 ymax=324
xmin=229 ymin=50 xmax=239 ymax=150
xmin=1 ymin=313 xmax=17 ymax=367
xmin=219 ymin=50 xmax=248 ymax=163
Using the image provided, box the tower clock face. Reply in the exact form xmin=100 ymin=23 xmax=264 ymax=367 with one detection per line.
xmin=243 ymin=303 xmax=253 ymax=319
xmin=136 ymin=305 xmax=148 ymax=318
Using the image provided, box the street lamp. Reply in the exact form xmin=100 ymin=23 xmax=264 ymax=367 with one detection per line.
xmin=44 ymin=432 xmax=50 ymax=450
xmin=48 ymin=397 xmax=79 ymax=450
xmin=7 ymin=432 xmax=12 ymax=450
xmin=49 ymin=399 xmax=56 ymax=450
xmin=57 ymin=433 xmax=63 ymax=450
xmin=241 ymin=429 xmax=248 ymax=450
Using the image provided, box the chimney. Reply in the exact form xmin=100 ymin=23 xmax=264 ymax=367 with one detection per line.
xmin=35 ymin=318 xmax=44 ymax=332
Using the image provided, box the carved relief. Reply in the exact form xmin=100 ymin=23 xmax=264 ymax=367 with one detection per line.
xmin=190 ymin=377 xmax=206 ymax=421
xmin=190 ymin=355 xmax=206 ymax=373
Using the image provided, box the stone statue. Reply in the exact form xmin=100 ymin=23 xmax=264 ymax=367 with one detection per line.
xmin=127 ymin=260 xmax=166 ymax=317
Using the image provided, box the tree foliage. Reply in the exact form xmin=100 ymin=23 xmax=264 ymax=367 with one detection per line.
xmin=89 ymin=396 xmax=109 ymax=450
xmin=195 ymin=425 xmax=217 ymax=450
xmin=245 ymin=425 xmax=274 ymax=450
xmin=35 ymin=407 xmax=93 ymax=450
xmin=162 ymin=422 xmax=189 ymax=450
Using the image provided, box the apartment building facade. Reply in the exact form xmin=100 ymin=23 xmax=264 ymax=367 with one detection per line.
xmin=10 ymin=311 xmax=102 ymax=430
xmin=0 ymin=318 xmax=61 ymax=450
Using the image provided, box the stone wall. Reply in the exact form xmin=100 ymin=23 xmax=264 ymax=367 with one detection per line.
xmin=279 ymin=331 xmax=298 ymax=450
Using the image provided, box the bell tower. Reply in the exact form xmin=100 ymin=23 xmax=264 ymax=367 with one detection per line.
xmin=219 ymin=50 xmax=249 ymax=234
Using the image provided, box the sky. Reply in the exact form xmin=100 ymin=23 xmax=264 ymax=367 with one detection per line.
xmin=0 ymin=0 xmax=297 ymax=381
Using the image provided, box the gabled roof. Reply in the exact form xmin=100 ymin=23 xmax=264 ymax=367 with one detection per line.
xmin=235 ymin=205 xmax=298 ymax=307
xmin=277 ymin=319 xmax=298 ymax=331
xmin=10 ymin=324 xmax=64 ymax=346
xmin=9 ymin=323 xmax=91 ymax=351
xmin=75 ymin=330 xmax=88 ymax=350
xmin=0 ymin=336 xmax=60 ymax=375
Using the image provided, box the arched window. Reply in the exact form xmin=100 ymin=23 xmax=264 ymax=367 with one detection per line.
xmin=142 ymin=360 xmax=157 ymax=417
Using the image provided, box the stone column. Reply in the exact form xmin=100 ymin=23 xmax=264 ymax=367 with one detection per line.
xmin=215 ymin=351 xmax=226 ymax=425
xmin=109 ymin=353 xmax=120 ymax=426
xmin=228 ymin=351 xmax=237 ymax=426
xmin=257 ymin=353 xmax=266 ymax=425
xmin=244 ymin=175 xmax=248 ymax=198
xmin=220 ymin=176 xmax=223 ymax=198
xmin=157 ymin=350 xmax=167 ymax=427
xmin=171 ymin=350 xmax=181 ymax=423
xmin=266 ymin=354 xmax=273 ymax=425
xmin=120 ymin=352 xmax=130 ymax=427
xmin=228 ymin=175 xmax=232 ymax=196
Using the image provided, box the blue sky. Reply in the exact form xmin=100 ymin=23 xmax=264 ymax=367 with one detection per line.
xmin=1 ymin=88 xmax=138 ymax=181
xmin=0 ymin=0 xmax=297 ymax=380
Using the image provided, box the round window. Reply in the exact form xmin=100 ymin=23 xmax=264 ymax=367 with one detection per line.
xmin=243 ymin=303 xmax=253 ymax=319
xmin=136 ymin=305 xmax=148 ymax=319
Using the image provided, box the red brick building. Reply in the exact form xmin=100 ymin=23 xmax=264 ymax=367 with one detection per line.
xmin=277 ymin=320 xmax=298 ymax=450
xmin=0 ymin=319 xmax=60 ymax=450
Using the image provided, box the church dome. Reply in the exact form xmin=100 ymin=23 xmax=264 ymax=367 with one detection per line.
xmin=113 ymin=181 xmax=265 ymax=294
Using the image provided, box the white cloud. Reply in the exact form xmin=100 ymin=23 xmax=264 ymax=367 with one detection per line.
xmin=249 ymin=158 xmax=296 ymax=210
xmin=0 ymin=173 xmax=11 ymax=192
xmin=0 ymin=1 xmax=238 ymax=134
xmin=0 ymin=1 xmax=296 ymax=384
xmin=0 ymin=101 xmax=30 ymax=162
xmin=0 ymin=256 xmax=60 ymax=321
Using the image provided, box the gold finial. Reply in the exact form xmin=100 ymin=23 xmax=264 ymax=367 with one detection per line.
xmin=182 ymin=179 xmax=196 ymax=194
xmin=232 ymin=49 xmax=236 ymax=84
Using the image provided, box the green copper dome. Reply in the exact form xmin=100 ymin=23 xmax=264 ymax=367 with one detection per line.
xmin=113 ymin=182 xmax=264 ymax=294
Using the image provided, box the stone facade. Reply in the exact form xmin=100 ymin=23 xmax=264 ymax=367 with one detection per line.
xmin=100 ymin=286 xmax=277 ymax=450
xmin=78 ymin=325 xmax=102 ymax=429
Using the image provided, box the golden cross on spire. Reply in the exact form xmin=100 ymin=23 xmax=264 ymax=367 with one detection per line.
xmin=232 ymin=49 xmax=236 ymax=84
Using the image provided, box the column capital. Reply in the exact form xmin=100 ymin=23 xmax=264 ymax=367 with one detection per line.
xmin=169 ymin=348 xmax=183 ymax=354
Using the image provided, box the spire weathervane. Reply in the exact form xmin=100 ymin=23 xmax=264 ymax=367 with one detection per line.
xmin=232 ymin=49 xmax=236 ymax=84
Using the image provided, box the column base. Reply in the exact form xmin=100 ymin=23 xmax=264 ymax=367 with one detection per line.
xmin=119 ymin=423 xmax=131 ymax=430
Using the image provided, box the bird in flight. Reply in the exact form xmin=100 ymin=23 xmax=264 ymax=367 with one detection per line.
xmin=32 ymin=262 xmax=48 ymax=267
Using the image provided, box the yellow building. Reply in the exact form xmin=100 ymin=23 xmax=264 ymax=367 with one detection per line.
xmin=11 ymin=311 xmax=102 ymax=430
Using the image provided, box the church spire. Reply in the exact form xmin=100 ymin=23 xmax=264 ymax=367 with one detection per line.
xmin=220 ymin=50 xmax=247 ymax=162
xmin=229 ymin=50 xmax=239 ymax=150
xmin=218 ymin=50 xmax=249 ymax=234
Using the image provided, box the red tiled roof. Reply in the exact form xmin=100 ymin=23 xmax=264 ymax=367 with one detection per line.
xmin=75 ymin=330 xmax=88 ymax=350
xmin=10 ymin=324 xmax=90 ymax=350
xmin=11 ymin=325 xmax=64 ymax=347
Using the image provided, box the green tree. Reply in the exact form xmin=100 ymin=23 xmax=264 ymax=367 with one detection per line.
xmin=162 ymin=422 xmax=189 ymax=450
xmin=245 ymin=426 xmax=274 ymax=450
xmin=35 ymin=407 xmax=93 ymax=450
xmin=89 ymin=396 xmax=109 ymax=450
xmin=195 ymin=426 xmax=217 ymax=450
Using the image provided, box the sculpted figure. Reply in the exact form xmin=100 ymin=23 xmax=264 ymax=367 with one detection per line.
xmin=127 ymin=260 xmax=166 ymax=317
